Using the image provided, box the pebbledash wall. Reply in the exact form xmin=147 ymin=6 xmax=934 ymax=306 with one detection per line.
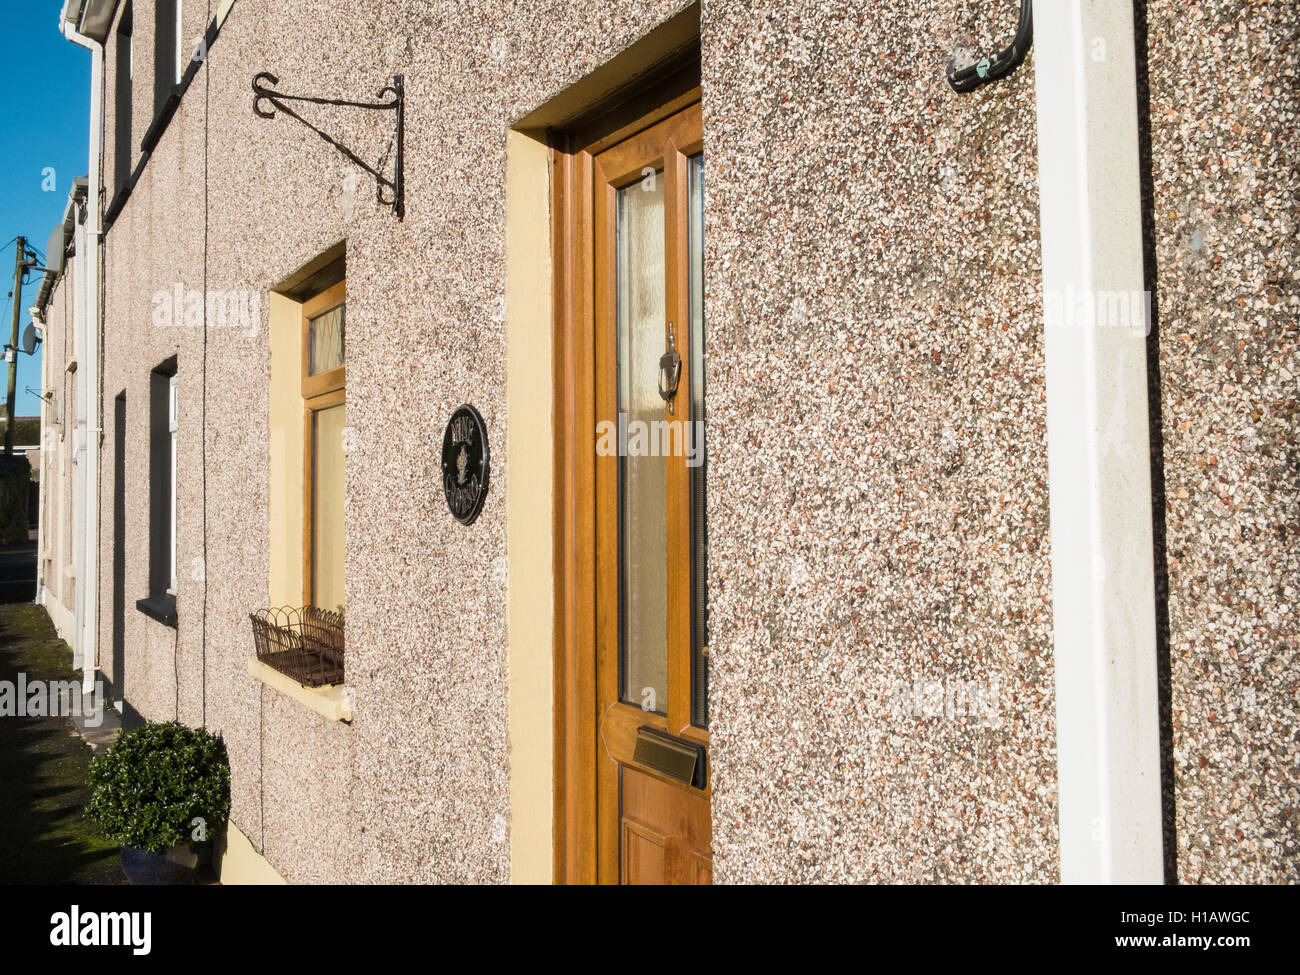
xmin=36 ymin=222 xmax=79 ymax=646
xmin=36 ymin=0 xmax=1296 ymax=883
xmin=1143 ymin=0 xmax=1299 ymax=884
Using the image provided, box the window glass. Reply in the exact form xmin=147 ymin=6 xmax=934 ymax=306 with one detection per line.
xmin=175 ymin=0 xmax=184 ymax=84
xmin=146 ymin=358 xmax=176 ymax=606
xmin=154 ymin=0 xmax=178 ymax=114
xmin=688 ymin=154 xmax=708 ymax=728
xmin=617 ymin=171 xmax=667 ymax=714
xmin=308 ymin=304 xmax=345 ymax=377
xmin=114 ymin=5 xmax=133 ymax=194
xmin=310 ymin=402 xmax=346 ymax=612
xmin=169 ymin=374 xmax=178 ymax=592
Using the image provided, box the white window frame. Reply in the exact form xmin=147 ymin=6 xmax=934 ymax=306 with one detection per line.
xmin=168 ymin=373 xmax=178 ymax=593
xmin=174 ymin=0 xmax=184 ymax=84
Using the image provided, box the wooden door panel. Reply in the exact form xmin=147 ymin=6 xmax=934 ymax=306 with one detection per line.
xmin=621 ymin=766 xmax=712 ymax=886
xmin=621 ymin=820 xmax=667 ymax=886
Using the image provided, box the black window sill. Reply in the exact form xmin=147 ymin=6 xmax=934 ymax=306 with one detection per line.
xmin=136 ymin=593 xmax=177 ymax=628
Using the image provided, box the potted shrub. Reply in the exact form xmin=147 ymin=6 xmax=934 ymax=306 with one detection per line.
xmin=85 ymin=721 xmax=231 ymax=884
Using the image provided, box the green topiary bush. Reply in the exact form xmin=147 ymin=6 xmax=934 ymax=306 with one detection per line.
xmin=85 ymin=721 xmax=231 ymax=854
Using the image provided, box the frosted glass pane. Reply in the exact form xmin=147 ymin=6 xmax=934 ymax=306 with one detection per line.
xmin=308 ymin=303 xmax=345 ymax=376
xmin=617 ymin=172 xmax=667 ymax=714
xmin=311 ymin=403 xmax=346 ymax=612
xmin=689 ymin=154 xmax=708 ymax=728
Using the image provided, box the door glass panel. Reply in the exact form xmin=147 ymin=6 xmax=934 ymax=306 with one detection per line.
xmin=311 ymin=403 xmax=346 ymax=611
xmin=688 ymin=154 xmax=708 ymax=728
xmin=617 ymin=170 xmax=667 ymax=714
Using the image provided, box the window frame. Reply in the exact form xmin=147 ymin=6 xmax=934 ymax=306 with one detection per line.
xmin=113 ymin=3 xmax=134 ymax=195
xmin=168 ymin=372 xmax=178 ymax=592
xmin=137 ymin=356 xmax=178 ymax=628
xmin=301 ymin=280 xmax=346 ymax=610
xmin=174 ymin=0 xmax=184 ymax=85
xmin=301 ymin=280 xmax=346 ymax=400
xmin=153 ymin=0 xmax=181 ymax=116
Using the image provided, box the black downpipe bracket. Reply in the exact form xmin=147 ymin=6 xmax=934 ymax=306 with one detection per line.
xmin=947 ymin=0 xmax=1034 ymax=93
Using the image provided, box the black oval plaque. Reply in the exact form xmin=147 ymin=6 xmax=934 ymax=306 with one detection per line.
xmin=441 ymin=404 xmax=490 ymax=525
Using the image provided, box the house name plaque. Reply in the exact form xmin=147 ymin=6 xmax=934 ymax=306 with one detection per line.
xmin=441 ymin=404 xmax=490 ymax=525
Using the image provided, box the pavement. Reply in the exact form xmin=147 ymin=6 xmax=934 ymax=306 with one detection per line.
xmin=0 ymin=547 xmax=127 ymax=882
xmin=0 ymin=522 xmax=221 ymax=884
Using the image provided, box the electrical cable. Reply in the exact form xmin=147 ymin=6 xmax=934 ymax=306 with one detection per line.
xmin=946 ymin=0 xmax=1034 ymax=93
xmin=174 ymin=609 xmax=180 ymax=719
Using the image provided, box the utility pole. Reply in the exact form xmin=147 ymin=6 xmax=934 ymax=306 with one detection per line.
xmin=4 ymin=235 xmax=27 ymax=458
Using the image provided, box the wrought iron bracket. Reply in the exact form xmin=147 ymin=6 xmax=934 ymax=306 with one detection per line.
xmin=252 ymin=72 xmax=405 ymax=219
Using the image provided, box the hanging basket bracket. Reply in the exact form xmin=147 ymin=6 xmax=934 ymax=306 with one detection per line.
xmin=252 ymin=71 xmax=405 ymax=219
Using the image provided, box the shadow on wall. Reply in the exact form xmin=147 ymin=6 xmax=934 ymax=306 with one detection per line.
xmin=1131 ymin=0 xmax=1177 ymax=885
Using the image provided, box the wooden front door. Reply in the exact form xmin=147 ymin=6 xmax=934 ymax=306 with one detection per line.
xmin=554 ymin=76 xmax=710 ymax=885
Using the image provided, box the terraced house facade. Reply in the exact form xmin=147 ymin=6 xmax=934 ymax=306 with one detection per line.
xmin=32 ymin=0 xmax=1298 ymax=883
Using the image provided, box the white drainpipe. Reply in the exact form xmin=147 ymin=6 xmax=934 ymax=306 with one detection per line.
xmin=61 ymin=3 xmax=103 ymax=694
xmin=70 ymin=215 xmax=87 ymax=674
xmin=31 ymin=304 xmax=47 ymax=608
xmin=1033 ymin=0 xmax=1164 ymax=882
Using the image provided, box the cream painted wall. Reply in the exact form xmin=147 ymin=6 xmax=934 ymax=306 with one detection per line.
xmin=505 ymin=128 xmax=554 ymax=884
xmin=268 ymin=292 xmax=304 ymax=607
xmin=216 ymin=819 xmax=288 ymax=885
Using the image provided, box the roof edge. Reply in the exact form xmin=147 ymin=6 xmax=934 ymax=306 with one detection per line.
xmin=64 ymin=0 xmax=119 ymax=43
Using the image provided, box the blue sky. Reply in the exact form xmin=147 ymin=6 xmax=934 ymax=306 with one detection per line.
xmin=0 ymin=1 xmax=90 ymax=420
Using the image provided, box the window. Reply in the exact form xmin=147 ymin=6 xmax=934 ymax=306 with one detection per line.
xmin=174 ymin=0 xmax=184 ymax=85
xmin=154 ymin=0 xmax=182 ymax=116
xmin=256 ymin=253 xmax=347 ymax=694
xmin=687 ymin=152 xmax=708 ymax=728
xmin=112 ymin=392 xmax=128 ymax=699
xmin=137 ymin=357 xmax=177 ymax=627
xmin=604 ymin=120 xmax=708 ymax=731
xmin=302 ymin=281 xmax=345 ymax=612
xmin=113 ymin=4 xmax=133 ymax=194
xmin=168 ymin=372 xmax=178 ymax=591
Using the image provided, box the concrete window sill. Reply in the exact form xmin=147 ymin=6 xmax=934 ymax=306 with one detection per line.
xmin=136 ymin=593 xmax=178 ymax=628
xmin=246 ymin=659 xmax=353 ymax=723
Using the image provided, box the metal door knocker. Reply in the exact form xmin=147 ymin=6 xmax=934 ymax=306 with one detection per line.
xmin=658 ymin=322 xmax=682 ymax=414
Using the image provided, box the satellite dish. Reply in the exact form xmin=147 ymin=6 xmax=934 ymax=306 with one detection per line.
xmin=21 ymin=322 xmax=41 ymax=355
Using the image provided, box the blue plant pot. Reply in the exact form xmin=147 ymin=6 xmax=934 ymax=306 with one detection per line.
xmin=120 ymin=843 xmax=208 ymax=885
